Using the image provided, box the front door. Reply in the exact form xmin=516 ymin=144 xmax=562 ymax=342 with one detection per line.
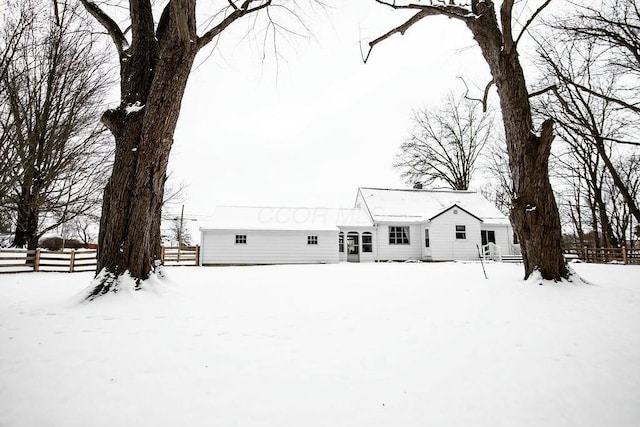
xmin=481 ymin=230 xmax=496 ymax=246
xmin=347 ymin=232 xmax=360 ymax=262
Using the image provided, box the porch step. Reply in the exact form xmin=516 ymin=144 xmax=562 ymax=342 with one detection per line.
xmin=501 ymin=255 xmax=523 ymax=263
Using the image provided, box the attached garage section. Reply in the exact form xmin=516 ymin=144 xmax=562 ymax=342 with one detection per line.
xmin=201 ymin=228 xmax=339 ymax=265
xmin=199 ymin=206 xmax=372 ymax=265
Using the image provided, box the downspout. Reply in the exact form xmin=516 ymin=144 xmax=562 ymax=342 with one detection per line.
xmin=375 ymin=223 xmax=380 ymax=263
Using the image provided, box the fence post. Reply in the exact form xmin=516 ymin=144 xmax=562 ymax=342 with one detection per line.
xmin=195 ymin=245 xmax=200 ymax=266
xmin=69 ymin=249 xmax=76 ymax=273
xmin=34 ymin=249 xmax=41 ymax=272
xmin=622 ymin=246 xmax=628 ymax=265
xmin=161 ymin=246 xmax=165 ymax=265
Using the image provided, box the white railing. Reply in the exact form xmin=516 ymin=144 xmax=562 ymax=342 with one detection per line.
xmin=481 ymin=242 xmax=502 ymax=262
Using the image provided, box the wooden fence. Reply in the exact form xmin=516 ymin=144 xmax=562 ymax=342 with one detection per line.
xmin=0 ymin=248 xmax=97 ymax=273
xmin=564 ymin=247 xmax=640 ymax=265
xmin=0 ymin=245 xmax=199 ymax=274
xmin=160 ymin=245 xmax=199 ymax=266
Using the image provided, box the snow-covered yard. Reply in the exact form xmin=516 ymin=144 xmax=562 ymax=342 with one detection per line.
xmin=1 ymin=262 xmax=638 ymax=427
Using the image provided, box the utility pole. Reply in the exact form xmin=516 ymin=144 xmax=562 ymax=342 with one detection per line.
xmin=178 ymin=204 xmax=184 ymax=247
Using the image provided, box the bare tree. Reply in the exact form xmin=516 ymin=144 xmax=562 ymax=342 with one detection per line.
xmin=395 ymin=93 xmax=493 ymax=190
xmin=68 ymin=214 xmax=100 ymax=246
xmin=0 ymin=1 xmax=34 ymax=201
xmin=536 ymin=34 xmax=640 ymax=225
xmin=480 ymin=138 xmax=514 ymax=216
xmin=557 ymin=0 xmax=640 ymax=114
xmin=553 ymin=131 xmax=617 ymax=249
xmin=167 ymin=216 xmax=192 ymax=247
xmin=0 ymin=0 xmax=112 ymax=249
xmin=79 ymin=0 xmax=324 ymax=298
xmin=160 ymin=172 xmax=190 ymax=246
xmin=606 ymin=154 xmax=640 ymax=246
xmin=365 ymin=0 xmax=567 ymax=280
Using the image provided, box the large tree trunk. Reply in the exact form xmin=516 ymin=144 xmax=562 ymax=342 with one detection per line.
xmin=87 ymin=2 xmax=198 ymax=298
xmin=589 ymin=201 xmax=602 ymax=248
xmin=594 ymin=186 xmax=618 ymax=248
xmin=80 ymin=0 xmax=275 ymax=298
xmin=467 ymin=2 xmax=567 ymax=280
xmin=12 ymin=184 xmax=38 ymax=250
xmin=12 ymin=204 xmax=38 ymax=249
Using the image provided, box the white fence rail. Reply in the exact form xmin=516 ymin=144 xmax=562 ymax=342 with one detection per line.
xmin=0 ymin=248 xmax=97 ymax=273
xmin=161 ymin=246 xmax=200 ymax=266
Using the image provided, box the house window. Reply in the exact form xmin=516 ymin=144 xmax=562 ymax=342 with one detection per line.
xmin=455 ymin=225 xmax=466 ymax=239
xmin=235 ymin=234 xmax=247 ymax=244
xmin=308 ymin=235 xmax=318 ymax=245
xmin=362 ymin=232 xmax=373 ymax=252
xmin=389 ymin=226 xmax=410 ymax=245
xmin=425 ymin=229 xmax=430 ymax=248
xmin=339 ymin=232 xmax=344 ymax=252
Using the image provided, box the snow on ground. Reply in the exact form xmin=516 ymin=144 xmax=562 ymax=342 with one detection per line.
xmin=0 ymin=262 xmax=638 ymax=427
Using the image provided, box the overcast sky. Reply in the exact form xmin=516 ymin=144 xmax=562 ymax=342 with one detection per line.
xmin=167 ymin=1 xmax=493 ymax=224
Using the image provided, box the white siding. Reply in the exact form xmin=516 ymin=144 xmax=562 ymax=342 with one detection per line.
xmin=338 ymin=232 xmax=347 ymax=262
xmin=429 ymin=209 xmax=482 ymax=261
xmin=201 ymin=229 xmax=339 ymax=265
xmin=375 ymin=223 xmax=423 ymax=261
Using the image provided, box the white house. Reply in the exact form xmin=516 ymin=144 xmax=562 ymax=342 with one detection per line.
xmin=354 ymin=187 xmax=517 ymax=262
xmin=199 ymin=187 xmax=519 ymax=265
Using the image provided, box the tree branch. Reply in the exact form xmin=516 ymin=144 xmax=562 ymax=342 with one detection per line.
xmin=197 ymin=0 xmax=272 ymax=50
xmin=457 ymin=77 xmax=494 ymax=112
xmin=500 ymin=0 xmax=515 ymax=54
xmin=172 ymin=1 xmax=192 ymax=42
xmin=528 ymin=84 xmax=557 ymax=98
xmin=515 ymin=0 xmax=553 ymax=47
xmin=569 ymin=80 xmax=640 ymax=114
xmin=227 ymin=0 xmax=239 ymax=11
xmin=481 ymin=79 xmax=494 ymax=112
xmin=538 ymin=118 xmax=555 ymax=159
xmin=79 ymin=0 xmax=129 ymax=58
xmin=600 ymin=136 xmax=640 ymax=147
xmin=363 ymin=1 xmax=474 ymax=63
xmin=156 ymin=3 xmax=171 ymax=42
xmin=374 ymin=0 xmax=472 ymax=17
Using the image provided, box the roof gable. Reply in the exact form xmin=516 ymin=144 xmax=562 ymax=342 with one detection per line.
xmin=429 ymin=204 xmax=483 ymax=222
xmin=358 ymin=187 xmax=509 ymax=224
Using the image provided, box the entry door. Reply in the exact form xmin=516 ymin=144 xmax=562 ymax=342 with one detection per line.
xmin=347 ymin=232 xmax=360 ymax=262
xmin=481 ymin=230 xmax=496 ymax=246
